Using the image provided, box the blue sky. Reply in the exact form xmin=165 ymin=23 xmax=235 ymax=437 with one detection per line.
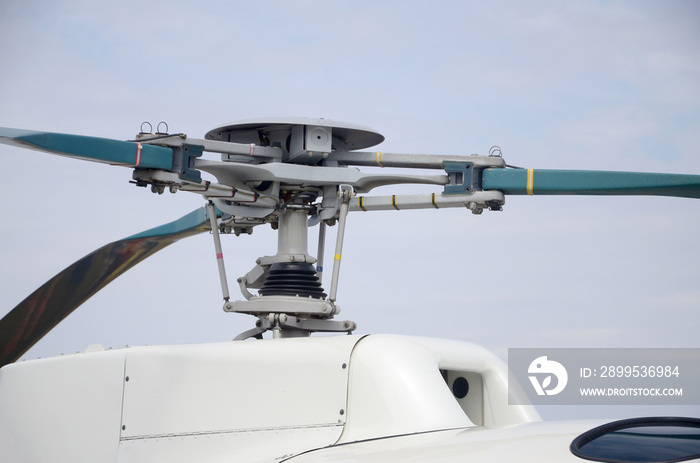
xmin=1 ymin=0 xmax=699 ymax=420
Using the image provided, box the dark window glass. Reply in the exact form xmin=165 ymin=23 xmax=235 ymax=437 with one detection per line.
xmin=571 ymin=417 xmax=700 ymax=463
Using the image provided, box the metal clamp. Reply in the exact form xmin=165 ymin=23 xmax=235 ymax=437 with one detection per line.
xmin=443 ymin=161 xmax=482 ymax=195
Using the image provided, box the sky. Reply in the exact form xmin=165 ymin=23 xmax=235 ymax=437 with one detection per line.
xmin=1 ymin=0 xmax=699 ymax=421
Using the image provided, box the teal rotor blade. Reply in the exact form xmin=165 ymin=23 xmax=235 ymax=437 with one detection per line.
xmin=0 ymin=206 xmax=217 ymax=368
xmin=0 ymin=127 xmax=173 ymax=170
xmin=482 ymin=168 xmax=700 ymax=199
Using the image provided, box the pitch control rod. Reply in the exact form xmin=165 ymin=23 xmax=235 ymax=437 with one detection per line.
xmin=316 ymin=222 xmax=327 ymax=282
xmin=207 ymin=201 xmax=232 ymax=310
xmin=328 ymin=185 xmax=352 ymax=303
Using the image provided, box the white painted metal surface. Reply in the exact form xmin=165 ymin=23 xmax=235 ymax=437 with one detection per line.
xmin=0 ymin=334 xmax=549 ymax=462
xmin=0 ymin=348 xmax=125 ymax=462
xmin=289 ymin=420 xmax=604 ymax=462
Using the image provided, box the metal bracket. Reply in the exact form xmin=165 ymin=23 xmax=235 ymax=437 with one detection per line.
xmin=132 ymin=132 xmax=203 ymax=183
xmin=443 ymin=161 xmax=482 ymax=195
xmin=233 ymin=313 xmax=356 ymax=340
xmin=227 ymin=295 xmax=338 ymax=317
xmin=172 ymin=144 xmax=204 ymax=182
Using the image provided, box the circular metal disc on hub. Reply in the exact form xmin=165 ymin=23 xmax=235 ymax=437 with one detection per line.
xmin=205 ymin=117 xmax=385 ymax=151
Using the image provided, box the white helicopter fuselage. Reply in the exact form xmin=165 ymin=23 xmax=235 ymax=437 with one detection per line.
xmin=0 ymin=334 xmax=599 ymax=462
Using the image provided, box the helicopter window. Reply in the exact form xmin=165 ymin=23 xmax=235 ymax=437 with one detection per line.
xmin=570 ymin=417 xmax=700 ymax=462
